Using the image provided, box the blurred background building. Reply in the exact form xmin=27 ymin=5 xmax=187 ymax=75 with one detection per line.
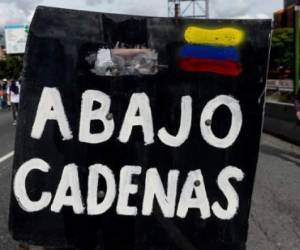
xmin=285 ymin=0 xmax=300 ymax=8
xmin=0 ymin=46 xmax=6 ymax=61
xmin=0 ymin=32 xmax=6 ymax=61
xmin=274 ymin=0 xmax=300 ymax=27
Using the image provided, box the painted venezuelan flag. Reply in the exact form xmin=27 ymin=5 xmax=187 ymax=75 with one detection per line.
xmin=179 ymin=26 xmax=244 ymax=76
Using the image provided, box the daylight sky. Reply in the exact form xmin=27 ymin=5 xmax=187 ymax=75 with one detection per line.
xmin=0 ymin=0 xmax=283 ymax=27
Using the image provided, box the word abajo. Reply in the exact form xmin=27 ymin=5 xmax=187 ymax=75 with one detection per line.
xmin=31 ymin=87 xmax=243 ymax=149
xmin=14 ymin=158 xmax=245 ymax=220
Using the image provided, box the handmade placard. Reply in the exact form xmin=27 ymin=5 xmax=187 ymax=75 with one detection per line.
xmin=9 ymin=6 xmax=272 ymax=250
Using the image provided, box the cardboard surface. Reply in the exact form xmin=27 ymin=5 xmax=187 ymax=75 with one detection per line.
xmin=9 ymin=6 xmax=272 ymax=250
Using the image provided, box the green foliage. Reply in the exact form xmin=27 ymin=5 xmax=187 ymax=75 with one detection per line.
xmin=270 ymin=28 xmax=294 ymax=73
xmin=0 ymin=55 xmax=23 ymax=79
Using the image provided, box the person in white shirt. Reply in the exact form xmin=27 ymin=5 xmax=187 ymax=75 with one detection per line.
xmin=7 ymin=80 xmax=21 ymax=125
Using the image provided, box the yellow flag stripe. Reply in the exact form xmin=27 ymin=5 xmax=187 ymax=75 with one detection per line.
xmin=184 ymin=27 xmax=245 ymax=46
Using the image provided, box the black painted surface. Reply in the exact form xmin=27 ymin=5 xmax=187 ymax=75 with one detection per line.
xmin=9 ymin=6 xmax=272 ymax=250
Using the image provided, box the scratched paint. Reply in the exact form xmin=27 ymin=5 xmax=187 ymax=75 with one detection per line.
xmin=184 ymin=27 xmax=245 ymax=47
xmin=90 ymin=48 xmax=158 ymax=76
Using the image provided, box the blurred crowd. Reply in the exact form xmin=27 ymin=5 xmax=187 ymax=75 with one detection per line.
xmin=0 ymin=78 xmax=21 ymax=125
xmin=296 ymin=88 xmax=300 ymax=123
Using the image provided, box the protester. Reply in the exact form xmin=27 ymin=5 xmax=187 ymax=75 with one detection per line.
xmin=7 ymin=79 xmax=21 ymax=125
xmin=0 ymin=81 xmax=3 ymax=110
xmin=1 ymin=78 xmax=8 ymax=109
xmin=296 ymin=88 xmax=300 ymax=124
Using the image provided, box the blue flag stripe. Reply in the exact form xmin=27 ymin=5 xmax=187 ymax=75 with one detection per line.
xmin=180 ymin=45 xmax=240 ymax=61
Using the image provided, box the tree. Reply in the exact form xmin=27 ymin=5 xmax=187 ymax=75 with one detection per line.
xmin=0 ymin=55 xmax=23 ymax=79
xmin=269 ymin=28 xmax=294 ymax=77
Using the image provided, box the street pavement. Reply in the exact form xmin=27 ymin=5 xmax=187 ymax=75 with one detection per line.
xmin=0 ymin=110 xmax=15 ymax=249
xmin=0 ymin=109 xmax=299 ymax=250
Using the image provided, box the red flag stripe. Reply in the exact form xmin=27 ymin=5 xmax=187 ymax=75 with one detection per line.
xmin=179 ymin=58 xmax=242 ymax=76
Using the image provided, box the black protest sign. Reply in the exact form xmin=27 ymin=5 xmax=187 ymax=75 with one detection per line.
xmin=9 ymin=6 xmax=272 ymax=250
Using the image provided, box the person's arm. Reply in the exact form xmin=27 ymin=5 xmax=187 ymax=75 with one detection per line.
xmin=6 ymin=87 xmax=10 ymax=103
xmin=296 ymin=91 xmax=300 ymax=121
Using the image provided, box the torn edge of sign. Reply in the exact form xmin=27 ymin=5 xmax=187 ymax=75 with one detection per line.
xmin=88 ymin=47 xmax=159 ymax=76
